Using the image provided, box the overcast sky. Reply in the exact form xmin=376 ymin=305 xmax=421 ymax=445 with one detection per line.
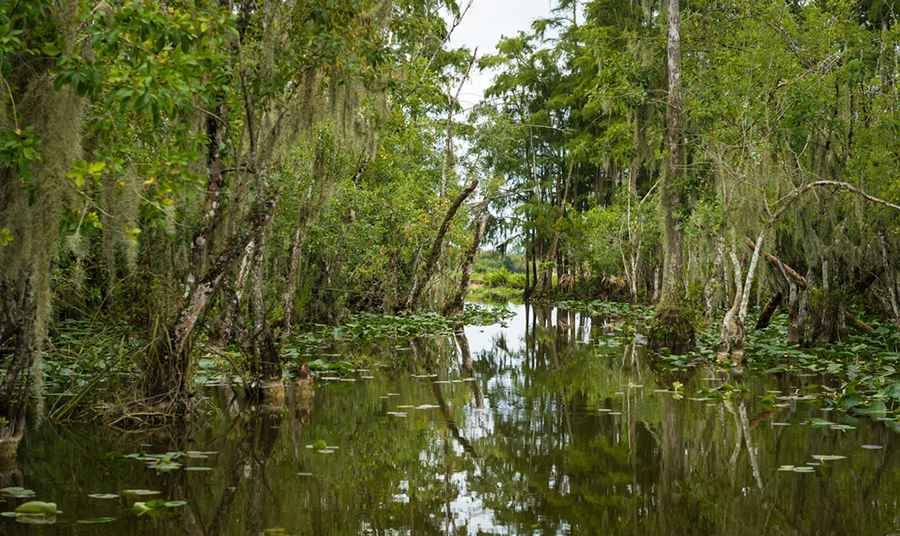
xmin=448 ymin=0 xmax=557 ymax=108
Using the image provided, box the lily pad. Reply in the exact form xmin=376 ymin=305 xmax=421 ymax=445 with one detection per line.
xmin=132 ymin=499 xmax=187 ymax=516
xmin=0 ymin=487 xmax=35 ymax=499
xmin=123 ymin=489 xmax=161 ymax=496
xmin=77 ymin=517 xmax=116 ymax=524
xmin=808 ymin=418 xmax=833 ymax=427
xmin=4 ymin=512 xmax=58 ymax=525
xmin=778 ymin=465 xmax=815 ymax=473
xmin=15 ymin=501 xmax=61 ymax=515
xmin=812 ymin=454 xmax=847 ymax=461
xmin=88 ymin=493 xmax=119 ymax=500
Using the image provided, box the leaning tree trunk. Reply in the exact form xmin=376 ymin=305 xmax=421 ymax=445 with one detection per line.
xmin=649 ymin=0 xmax=694 ymax=353
xmin=406 ymin=179 xmax=478 ymax=311
xmin=145 ymin=195 xmax=277 ymax=402
xmin=444 ymin=205 xmax=489 ymax=316
xmin=718 ymin=232 xmax=763 ymax=364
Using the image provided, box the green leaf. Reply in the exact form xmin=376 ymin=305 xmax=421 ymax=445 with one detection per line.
xmin=77 ymin=517 xmax=116 ymax=524
xmin=88 ymin=161 xmax=107 ymax=175
xmin=15 ymin=501 xmax=60 ymax=515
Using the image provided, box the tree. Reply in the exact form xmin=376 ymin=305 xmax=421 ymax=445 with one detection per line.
xmin=647 ymin=0 xmax=695 ymax=352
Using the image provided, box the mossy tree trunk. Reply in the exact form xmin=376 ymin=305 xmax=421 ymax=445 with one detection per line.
xmin=443 ymin=205 xmax=489 ymax=316
xmin=406 ymin=178 xmax=478 ymax=311
xmin=649 ymin=0 xmax=695 ymax=353
xmin=0 ymin=0 xmax=83 ymax=459
xmin=144 ymin=195 xmax=276 ymax=402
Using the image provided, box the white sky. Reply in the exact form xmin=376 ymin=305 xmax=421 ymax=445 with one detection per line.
xmin=448 ymin=0 xmax=557 ymax=108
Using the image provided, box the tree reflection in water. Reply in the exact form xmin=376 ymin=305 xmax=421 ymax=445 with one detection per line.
xmin=6 ymin=304 xmax=898 ymax=535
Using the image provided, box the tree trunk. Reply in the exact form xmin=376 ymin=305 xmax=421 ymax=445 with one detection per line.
xmin=0 ymin=278 xmax=36 ymax=448
xmin=187 ymin=105 xmax=227 ymax=291
xmin=0 ymin=0 xmax=83 ymax=460
xmin=754 ymin=292 xmax=783 ymax=331
xmin=627 ymin=108 xmax=645 ymax=303
xmin=281 ymin=214 xmax=309 ymax=333
xmin=248 ymin=227 xmax=280 ymax=387
xmin=879 ymin=233 xmax=900 ymax=324
xmin=649 ymin=0 xmax=694 ymax=353
xmin=406 ymin=179 xmax=478 ymax=310
xmin=145 ymin=195 xmax=277 ymax=401
xmin=704 ymin=239 xmax=724 ymax=322
xmin=444 ymin=206 xmax=489 ymax=316
xmin=719 ymin=238 xmax=745 ymax=362
xmin=660 ymin=0 xmax=685 ymax=305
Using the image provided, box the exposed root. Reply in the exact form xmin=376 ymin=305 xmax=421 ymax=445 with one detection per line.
xmin=648 ymin=303 xmax=696 ymax=354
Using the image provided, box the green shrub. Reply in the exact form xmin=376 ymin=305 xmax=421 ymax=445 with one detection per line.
xmin=483 ymin=268 xmax=526 ymax=289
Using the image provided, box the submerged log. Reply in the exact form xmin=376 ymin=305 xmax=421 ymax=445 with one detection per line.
xmin=749 ymin=240 xmax=876 ymax=338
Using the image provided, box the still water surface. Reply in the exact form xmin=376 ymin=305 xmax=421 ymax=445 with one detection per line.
xmin=3 ymin=304 xmax=898 ymax=534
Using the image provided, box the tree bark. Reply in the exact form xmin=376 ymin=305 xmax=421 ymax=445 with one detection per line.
xmin=648 ymin=0 xmax=694 ymax=353
xmin=719 ymin=238 xmax=745 ymax=361
xmin=187 ymin=104 xmax=227 ymax=291
xmin=879 ymin=233 xmax=900 ymax=323
xmin=659 ymin=0 xmax=686 ymax=306
xmin=146 ymin=194 xmax=278 ymax=401
xmin=754 ymin=292 xmax=783 ymax=331
xmin=444 ymin=205 xmax=489 ymax=316
xmin=406 ymin=179 xmax=478 ymax=310
xmin=248 ymin=226 xmax=280 ymax=386
xmin=705 ymin=239 xmax=724 ymax=321
xmin=626 ymin=104 xmax=647 ymax=302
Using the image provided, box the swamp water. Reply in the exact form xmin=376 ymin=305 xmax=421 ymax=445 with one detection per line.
xmin=1 ymin=304 xmax=897 ymax=535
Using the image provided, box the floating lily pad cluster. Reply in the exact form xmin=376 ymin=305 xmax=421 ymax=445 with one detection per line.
xmin=0 ymin=484 xmax=190 ymax=526
xmin=123 ymin=450 xmax=217 ymax=473
xmin=778 ymin=453 xmax=849 ymax=474
xmin=282 ymin=304 xmax=514 ymax=364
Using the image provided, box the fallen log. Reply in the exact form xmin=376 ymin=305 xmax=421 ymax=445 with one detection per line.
xmin=744 ymin=238 xmax=875 ymax=335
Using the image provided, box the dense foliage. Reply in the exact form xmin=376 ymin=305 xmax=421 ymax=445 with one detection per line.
xmin=1 ymin=0 xmax=486 ymax=437
xmin=0 ymin=0 xmax=898 ymax=449
xmin=474 ymin=0 xmax=899 ymax=350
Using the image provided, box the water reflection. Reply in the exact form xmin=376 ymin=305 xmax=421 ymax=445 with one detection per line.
xmin=5 ymin=304 xmax=898 ymax=535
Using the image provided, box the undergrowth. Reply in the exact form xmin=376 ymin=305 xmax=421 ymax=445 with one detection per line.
xmin=550 ymin=299 xmax=899 ymax=422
